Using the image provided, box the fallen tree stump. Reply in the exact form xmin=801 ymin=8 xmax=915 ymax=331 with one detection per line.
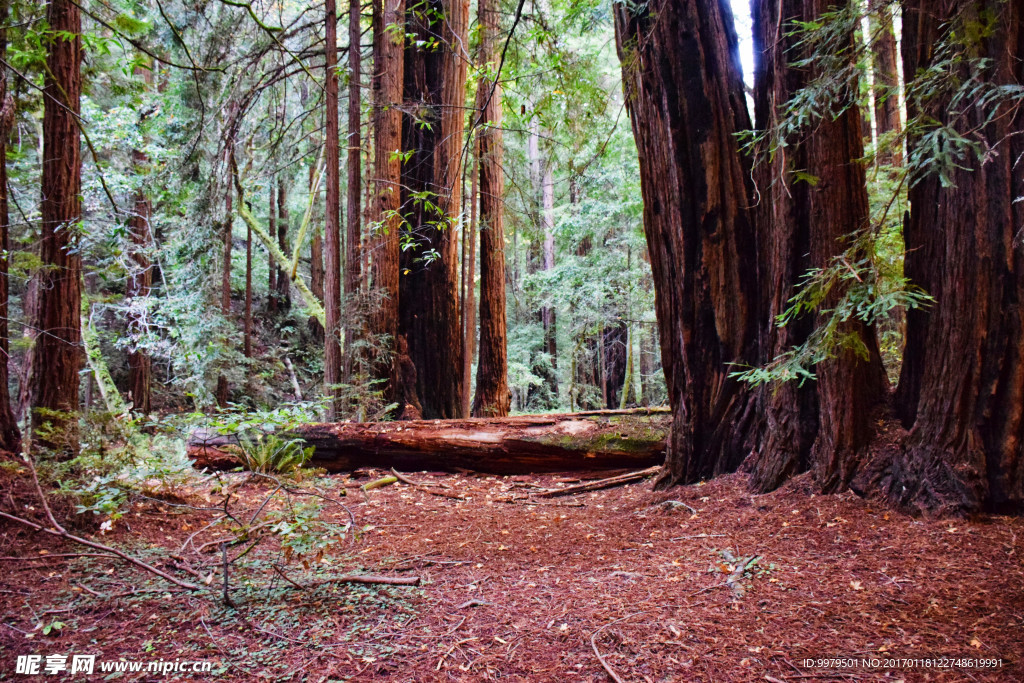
xmin=189 ymin=409 xmax=669 ymax=475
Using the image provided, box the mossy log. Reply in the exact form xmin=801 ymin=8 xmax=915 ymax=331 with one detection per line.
xmin=188 ymin=409 xmax=669 ymax=474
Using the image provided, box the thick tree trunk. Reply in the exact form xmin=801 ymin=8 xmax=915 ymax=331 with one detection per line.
xmin=399 ymin=0 xmax=467 ymax=418
xmin=890 ymin=0 xmax=1023 ymax=514
xmin=744 ymin=0 xmax=887 ymax=494
xmin=614 ymin=0 xmax=760 ymax=486
xmin=368 ymin=0 xmax=405 ymax=408
xmin=868 ymin=0 xmax=902 ymax=165
xmin=189 ymin=409 xmax=670 ymax=474
xmin=0 ymin=0 xmax=20 ymax=452
xmin=324 ymin=0 xmax=343 ymax=418
xmin=32 ymin=0 xmax=82 ymax=452
xmin=472 ymin=0 xmax=510 ymax=417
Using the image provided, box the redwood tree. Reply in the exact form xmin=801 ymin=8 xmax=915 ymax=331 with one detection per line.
xmin=891 ymin=0 xmax=1023 ymax=514
xmin=867 ymin=0 xmax=902 ymax=165
xmin=367 ymin=0 xmax=405 ymax=406
xmin=344 ymin=0 xmax=362 ymax=351
xmin=399 ymin=0 xmax=468 ymax=418
xmin=32 ymin=0 xmax=82 ymax=451
xmin=744 ymin=0 xmax=888 ymax=493
xmin=472 ymin=0 xmax=509 ymax=417
xmin=324 ymin=0 xmax=343 ymax=418
xmin=0 ymin=0 xmax=19 ymax=452
xmin=613 ymin=0 xmax=760 ymax=485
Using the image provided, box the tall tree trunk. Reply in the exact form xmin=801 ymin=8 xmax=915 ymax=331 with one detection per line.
xmin=461 ymin=138 xmax=478 ymax=418
xmin=244 ymin=224 xmax=252 ymax=358
xmin=32 ymin=0 xmax=82 ymax=452
xmin=276 ymin=178 xmax=291 ymax=310
xmin=399 ymin=0 xmax=467 ymax=419
xmin=367 ymin=0 xmax=405 ymax=407
xmin=891 ymin=0 xmax=1023 ymax=514
xmin=541 ymin=157 xmax=557 ymax=401
xmin=472 ymin=0 xmax=509 ymax=417
xmin=324 ymin=0 xmax=344 ymax=418
xmin=614 ymin=0 xmax=760 ymax=486
xmin=309 ymin=161 xmax=325 ymax=340
xmin=344 ymin=0 xmax=362 ymax=376
xmin=868 ymin=0 xmax=902 ymax=165
xmin=127 ymin=145 xmax=153 ymax=414
xmin=267 ymin=181 xmax=278 ymax=312
xmin=744 ymin=0 xmax=888 ymax=494
xmin=216 ymin=150 xmax=233 ymax=409
xmin=0 ymin=0 xmax=20 ymax=452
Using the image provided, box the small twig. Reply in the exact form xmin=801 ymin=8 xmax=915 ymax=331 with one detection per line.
xmin=271 ymin=564 xmax=307 ymax=590
xmin=537 ymin=467 xmax=660 ymax=498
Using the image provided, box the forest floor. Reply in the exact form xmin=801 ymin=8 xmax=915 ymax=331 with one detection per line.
xmin=1 ymin=466 xmax=1022 ymax=682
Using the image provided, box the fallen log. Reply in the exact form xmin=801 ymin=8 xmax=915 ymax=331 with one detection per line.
xmin=189 ymin=409 xmax=669 ymax=475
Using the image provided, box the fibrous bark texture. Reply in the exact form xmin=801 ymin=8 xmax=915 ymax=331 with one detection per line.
xmin=472 ymin=0 xmax=510 ymax=417
xmin=614 ymin=0 xmax=760 ymax=486
xmin=399 ymin=0 xmax=468 ymax=419
xmin=32 ymin=0 xmax=82 ymax=452
xmin=368 ymin=0 xmax=405 ymax=407
xmin=892 ymin=0 xmax=1023 ymax=514
xmin=0 ymin=0 xmax=20 ymax=451
xmin=324 ymin=0 xmax=343 ymax=418
xmin=745 ymin=0 xmax=887 ymax=494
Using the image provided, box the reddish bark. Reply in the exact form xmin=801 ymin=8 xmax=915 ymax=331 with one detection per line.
xmin=891 ymin=0 xmax=1024 ymax=514
xmin=399 ymin=0 xmax=468 ymax=419
xmin=472 ymin=0 xmax=510 ymax=417
xmin=324 ymin=0 xmax=343 ymax=418
xmin=32 ymin=0 xmax=83 ymax=452
xmin=868 ymin=0 xmax=902 ymax=165
xmin=614 ymin=0 xmax=760 ymax=486
xmin=0 ymin=0 xmax=20 ymax=452
xmin=367 ymin=0 xmax=405 ymax=407
xmin=745 ymin=0 xmax=887 ymax=494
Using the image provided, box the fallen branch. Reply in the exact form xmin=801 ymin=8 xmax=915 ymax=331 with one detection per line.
xmin=391 ymin=468 xmax=466 ymax=500
xmin=537 ymin=466 xmax=661 ymax=498
xmin=303 ymin=573 xmax=420 ymax=587
xmin=361 ymin=475 xmax=397 ymax=492
xmin=591 ymin=623 xmax=628 ymax=683
xmin=0 ymin=510 xmax=201 ymax=591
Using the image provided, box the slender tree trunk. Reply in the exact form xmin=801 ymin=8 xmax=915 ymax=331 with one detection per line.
xmin=367 ymin=0 xmax=405 ymax=407
xmin=472 ymin=0 xmax=509 ymax=417
xmin=127 ymin=151 xmax=153 ymax=414
xmin=744 ymin=0 xmax=888 ymax=494
xmin=244 ymin=224 xmax=252 ymax=358
xmin=344 ymin=0 xmax=362 ymax=377
xmin=614 ymin=0 xmax=760 ymax=486
xmin=276 ymin=178 xmax=291 ymax=310
xmin=399 ymin=0 xmax=468 ymax=418
xmin=32 ymin=0 xmax=82 ymax=452
xmin=309 ymin=161 xmax=325 ymax=340
xmin=0 ymin=0 xmax=20 ymax=452
xmin=216 ymin=150 xmax=233 ymax=409
xmin=541 ymin=157 xmax=557 ymax=401
xmin=890 ymin=0 xmax=1023 ymax=514
xmin=868 ymin=0 xmax=902 ymax=165
xmin=324 ymin=0 xmax=344 ymax=418
xmin=461 ymin=138 xmax=478 ymax=418
xmin=267 ymin=182 xmax=278 ymax=312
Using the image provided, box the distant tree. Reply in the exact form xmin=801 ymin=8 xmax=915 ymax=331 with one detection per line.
xmin=324 ymin=0 xmax=343 ymax=419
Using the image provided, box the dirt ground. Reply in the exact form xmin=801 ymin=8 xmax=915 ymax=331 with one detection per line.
xmin=2 ymin=468 xmax=1022 ymax=682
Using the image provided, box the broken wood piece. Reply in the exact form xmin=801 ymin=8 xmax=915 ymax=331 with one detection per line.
xmin=391 ymin=468 xmax=466 ymax=500
xmin=535 ymin=466 xmax=661 ymax=498
xmin=361 ymin=475 xmax=398 ymax=492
